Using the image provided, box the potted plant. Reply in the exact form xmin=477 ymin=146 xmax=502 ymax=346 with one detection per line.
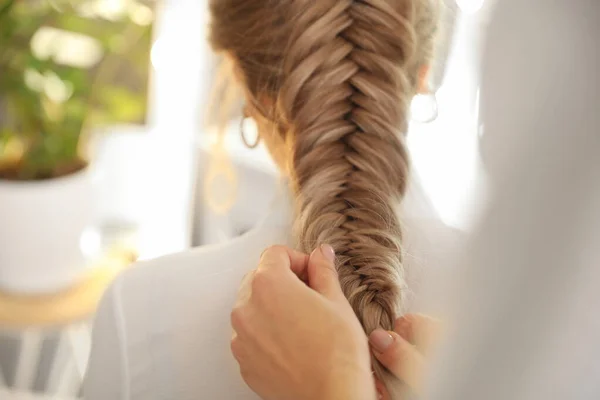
xmin=0 ymin=0 xmax=153 ymax=293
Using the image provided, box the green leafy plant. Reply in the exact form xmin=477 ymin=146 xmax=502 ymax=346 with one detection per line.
xmin=0 ymin=0 xmax=153 ymax=180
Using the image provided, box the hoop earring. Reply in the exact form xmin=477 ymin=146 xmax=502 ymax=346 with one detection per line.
xmin=240 ymin=110 xmax=260 ymax=149
xmin=411 ymin=91 xmax=439 ymax=124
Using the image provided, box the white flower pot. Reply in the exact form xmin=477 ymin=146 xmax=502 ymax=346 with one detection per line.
xmin=0 ymin=167 xmax=95 ymax=294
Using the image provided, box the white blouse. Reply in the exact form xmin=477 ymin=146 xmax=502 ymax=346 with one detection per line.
xmin=84 ymin=180 xmax=460 ymax=400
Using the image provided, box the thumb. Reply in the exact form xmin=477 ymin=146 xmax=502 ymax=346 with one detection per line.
xmin=370 ymin=329 xmax=425 ymax=394
xmin=307 ymin=244 xmax=344 ymax=300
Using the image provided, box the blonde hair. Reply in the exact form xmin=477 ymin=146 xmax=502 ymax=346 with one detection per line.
xmin=210 ymin=0 xmax=438 ymax=395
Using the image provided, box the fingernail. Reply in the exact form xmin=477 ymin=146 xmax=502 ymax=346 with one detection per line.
xmin=320 ymin=244 xmax=336 ymax=263
xmin=369 ymin=329 xmax=394 ymax=353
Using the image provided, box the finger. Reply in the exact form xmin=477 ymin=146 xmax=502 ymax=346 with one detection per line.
xmin=369 ymin=329 xmax=424 ymax=394
xmin=307 ymin=244 xmax=344 ymax=300
xmin=395 ymin=313 xmax=441 ymax=355
xmin=258 ymin=245 xmax=309 ymax=278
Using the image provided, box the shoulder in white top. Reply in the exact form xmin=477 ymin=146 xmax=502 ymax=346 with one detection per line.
xmin=84 ymin=180 xmax=461 ymax=400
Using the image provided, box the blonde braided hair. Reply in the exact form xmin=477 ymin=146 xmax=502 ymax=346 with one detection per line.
xmin=210 ymin=0 xmax=438 ymax=396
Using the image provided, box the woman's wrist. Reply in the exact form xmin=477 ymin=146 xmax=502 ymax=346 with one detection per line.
xmin=326 ymin=377 xmax=377 ymax=400
xmin=319 ymin=363 xmax=376 ymax=400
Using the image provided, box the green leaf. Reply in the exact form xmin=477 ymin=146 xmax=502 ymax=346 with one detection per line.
xmin=97 ymin=85 xmax=146 ymax=123
xmin=0 ymin=127 xmax=15 ymax=144
xmin=0 ymin=0 xmax=16 ymax=18
xmin=1 ymin=0 xmax=153 ymax=179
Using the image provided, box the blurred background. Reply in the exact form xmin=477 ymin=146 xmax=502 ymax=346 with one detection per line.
xmin=0 ymin=0 xmax=493 ymax=398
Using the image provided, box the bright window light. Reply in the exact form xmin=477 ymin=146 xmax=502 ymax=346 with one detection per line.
xmin=455 ymin=0 xmax=486 ymax=14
